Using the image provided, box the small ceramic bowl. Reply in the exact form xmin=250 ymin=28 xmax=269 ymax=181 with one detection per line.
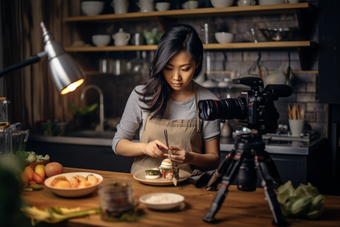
xmin=92 ymin=35 xmax=111 ymax=47
xmin=215 ymin=32 xmax=235 ymax=44
xmin=210 ymin=0 xmax=234 ymax=8
xmin=156 ymin=2 xmax=170 ymax=11
xmin=139 ymin=193 xmax=184 ymax=210
xmin=81 ymin=1 xmax=104 ymax=16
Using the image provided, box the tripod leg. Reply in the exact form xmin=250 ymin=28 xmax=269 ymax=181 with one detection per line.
xmin=254 ymin=150 xmax=288 ymax=226
xmin=203 ymin=155 xmax=242 ymax=223
xmin=263 ymin=150 xmax=283 ymax=187
xmin=206 ymin=148 xmax=236 ymax=191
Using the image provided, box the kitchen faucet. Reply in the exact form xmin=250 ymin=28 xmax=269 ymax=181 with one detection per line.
xmin=80 ymin=85 xmax=104 ymax=132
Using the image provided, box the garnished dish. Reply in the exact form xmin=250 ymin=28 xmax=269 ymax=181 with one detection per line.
xmin=139 ymin=193 xmax=185 ymax=210
xmin=45 ymin=172 xmax=103 ymax=197
xmin=134 ymin=159 xmax=190 ymax=186
xmin=159 ymin=159 xmax=179 ymax=186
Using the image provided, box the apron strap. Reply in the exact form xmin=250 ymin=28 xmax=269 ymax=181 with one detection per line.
xmin=143 ymin=114 xmax=150 ymax=131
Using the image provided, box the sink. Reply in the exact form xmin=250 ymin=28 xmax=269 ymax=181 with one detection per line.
xmin=65 ymin=130 xmax=115 ymax=139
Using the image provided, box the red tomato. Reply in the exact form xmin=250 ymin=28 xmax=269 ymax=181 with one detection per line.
xmin=32 ymin=172 xmax=43 ymax=184
xmin=29 ymin=180 xmax=37 ymax=185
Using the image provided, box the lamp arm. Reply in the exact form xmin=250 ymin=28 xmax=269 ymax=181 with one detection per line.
xmin=0 ymin=51 xmax=47 ymax=78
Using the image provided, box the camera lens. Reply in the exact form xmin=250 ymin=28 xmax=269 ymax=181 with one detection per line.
xmin=237 ymin=153 xmax=257 ymax=191
xmin=198 ymin=98 xmax=246 ymax=120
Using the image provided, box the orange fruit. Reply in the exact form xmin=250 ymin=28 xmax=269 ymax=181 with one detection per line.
xmin=24 ymin=166 xmax=34 ymax=181
xmin=21 ymin=171 xmax=29 ymax=185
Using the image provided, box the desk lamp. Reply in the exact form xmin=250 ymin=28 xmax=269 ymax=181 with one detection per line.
xmin=0 ymin=22 xmax=84 ymax=95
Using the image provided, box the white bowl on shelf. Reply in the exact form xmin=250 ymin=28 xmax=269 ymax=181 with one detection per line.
xmin=210 ymin=0 xmax=234 ymax=8
xmin=81 ymin=1 xmax=104 ymax=16
xmin=215 ymin=32 xmax=235 ymax=44
xmin=92 ymin=35 xmax=111 ymax=47
xmin=156 ymin=2 xmax=170 ymax=11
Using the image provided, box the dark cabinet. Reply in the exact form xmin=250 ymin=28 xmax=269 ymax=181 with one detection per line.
xmin=318 ymin=0 xmax=340 ymax=103
xmin=220 ymin=143 xmax=330 ymax=195
xmin=26 ymin=141 xmax=134 ymax=173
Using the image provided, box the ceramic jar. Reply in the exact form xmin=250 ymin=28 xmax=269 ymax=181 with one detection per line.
xmin=112 ymin=28 xmax=131 ymax=46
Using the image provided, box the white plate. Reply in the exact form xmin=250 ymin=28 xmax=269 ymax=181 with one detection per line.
xmin=44 ymin=172 xmax=103 ymax=197
xmin=139 ymin=193 xmax=184 ymax=210
xmin=133 ymin=169 xmax=190 ymax=186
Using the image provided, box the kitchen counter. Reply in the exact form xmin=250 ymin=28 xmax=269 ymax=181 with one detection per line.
xmin=27 ymin=135 xmax=329 ymax=192
xmin=29 ymin=134 xmax=326 ymax=155
xmin=22 ymin=167 xmax=340 ymax=227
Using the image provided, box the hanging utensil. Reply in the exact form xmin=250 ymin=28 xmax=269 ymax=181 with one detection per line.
xmin=164 ymin=129 xmax=171 ymax=160
xmin=218 ymin=52 xmax=230 ymax=88
xmin=247 ymin=52 xmax=268 ymax=81
xmin=286 ymin=51 xmax=292 ymax=86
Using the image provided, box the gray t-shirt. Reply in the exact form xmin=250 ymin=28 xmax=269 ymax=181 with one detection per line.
xmin=112 ymin=84 xmax=220 ymax=154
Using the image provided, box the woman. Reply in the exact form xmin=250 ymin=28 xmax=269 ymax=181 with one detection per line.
xmin=112 ymin=24 xmax=220 ymax=174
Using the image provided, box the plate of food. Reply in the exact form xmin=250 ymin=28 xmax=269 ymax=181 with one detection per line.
xmin=133 ymin=159 xmax=191 ymax=186
xmin=139 ymin=193 xmax=184 ymax=210
xmin=44 ymin=172 xmax=103 ymax=197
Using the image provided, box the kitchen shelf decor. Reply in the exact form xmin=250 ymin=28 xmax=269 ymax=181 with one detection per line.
xmin=63 ymin=3 xmax=311 ymax=23
xmin=63 ymin=2 xmax=317 ymax=70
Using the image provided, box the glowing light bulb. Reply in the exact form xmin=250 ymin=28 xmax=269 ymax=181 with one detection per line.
xmin=61 ymin=79 xmax=84 ymax=95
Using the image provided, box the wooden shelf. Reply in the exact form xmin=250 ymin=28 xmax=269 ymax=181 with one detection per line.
xmin=63 ymin=3 xmax=310 ymax=23
xmin=65 ymin=41 xmax=314 ymax=52
xmin=63 ymin=2 xmax=317 ymax=70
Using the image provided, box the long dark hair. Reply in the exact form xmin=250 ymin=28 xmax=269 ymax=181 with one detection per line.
xmin=138 ymin=24 xmax=203 ymax=118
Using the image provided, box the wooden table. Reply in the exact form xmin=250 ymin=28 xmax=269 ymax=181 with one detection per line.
xmin=22 ymin=167 xmax=340 ymax=227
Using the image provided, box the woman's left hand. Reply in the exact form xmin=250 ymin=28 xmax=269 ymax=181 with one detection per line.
xmin=165 ymin=146 xmax=192 ymax=164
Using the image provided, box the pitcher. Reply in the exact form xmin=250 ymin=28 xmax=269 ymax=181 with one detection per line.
xmin=137 ymin=0 xmax=154 ymax=12
xmin=12 ymin=129 xmax=30 ymax=154
xmin=111 ymin=0 xmax=129 ymax=14
xmin=112 ymin=28 xmax=131 ymax=46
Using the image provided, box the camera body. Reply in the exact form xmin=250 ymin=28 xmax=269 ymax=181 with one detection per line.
xmin=198 ymin=77 xmax=292 ymax=134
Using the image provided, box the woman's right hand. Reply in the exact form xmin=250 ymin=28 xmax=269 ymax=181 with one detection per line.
xmin=143 ymin=140 xmax=168 ymax=159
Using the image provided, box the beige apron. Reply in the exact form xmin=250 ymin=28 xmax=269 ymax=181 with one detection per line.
xmin=130 ymin=85 xmax=203 ymax=174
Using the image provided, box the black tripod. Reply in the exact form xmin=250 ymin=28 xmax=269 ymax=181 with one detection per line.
xmin=203 ymin=133 xmax=288 ymax=226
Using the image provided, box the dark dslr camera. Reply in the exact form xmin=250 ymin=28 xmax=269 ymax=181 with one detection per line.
xmin=198 ymin=77 xmax=292 ymax=133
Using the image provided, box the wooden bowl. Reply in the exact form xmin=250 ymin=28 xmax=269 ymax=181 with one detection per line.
xmin=25 ymin=158 xmax=50 ymax=170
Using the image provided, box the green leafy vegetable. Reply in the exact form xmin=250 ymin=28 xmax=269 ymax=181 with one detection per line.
xmin=21 ymin=206 xmax=99 ymax=226
xmin=29 ymin=184 xmax=43 ymax=191
xmin=26 ymin=152 xmax=37 ymax=162
xmin=71 ymin=103 xmax=98 ymax=116
xmin=277 ymin=181 xmax=325 ymax=219
xmin=16 ymin=150 xmax=29 ymax=164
